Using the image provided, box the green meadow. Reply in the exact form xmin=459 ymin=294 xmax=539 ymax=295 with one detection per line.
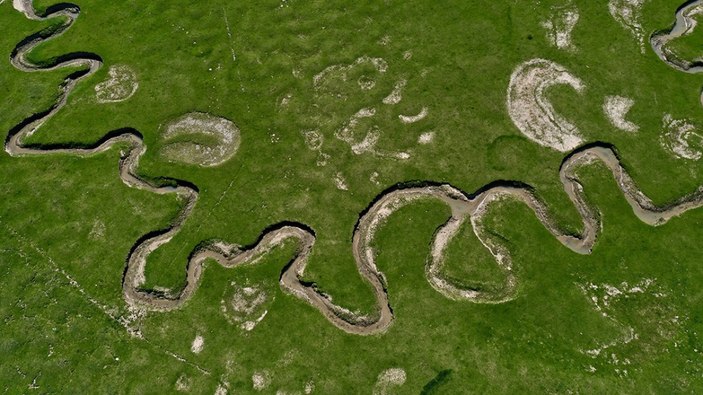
xmin=1 ymin=0 xmax=702 ymax=392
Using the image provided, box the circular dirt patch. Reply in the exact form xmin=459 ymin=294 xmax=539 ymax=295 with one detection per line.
xmin=220 ymin=281 xmax=271 ymax=331
xmin=94 ymin=64 xmax=138 ymax=103
xmin=159 ymin=112 xmax=241 ymax=167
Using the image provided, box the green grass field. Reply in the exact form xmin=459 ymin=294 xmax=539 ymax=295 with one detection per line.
xmin=2 ymin=0 xmax=703 ymax=392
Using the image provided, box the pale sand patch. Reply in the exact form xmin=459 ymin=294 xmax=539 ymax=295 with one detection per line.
xmin=373 ymin=368 xmax=406 ymax=395
xmin=190 ymin=334 xmax=204 ymax=354
xmin=603 ymin=95 xmax=638 ymax=132
xmin=241 ymin=310 xmax=268 ymax=331
xmin=95 ymin=65 xmax=138 ymax=103
xmin=507 ymin=58 xmax=585 ymax=152
xmin=541 ymin=4 xmax=580 ymax=51
xmin=252 ymin=371 xmax=271 ymax=391
xmin=403 ymin=50 xmax=413 ymax=60
xmin=661 ymin=113 xmax=703 ymax=160
xmin=608 ymin=0 xmax=648 ymax=53
xmin=418 ymin=131 xmax=435 ymax=144
xmin=159 ymin=112 xmax=240 ymax=167
xmin=399 ymin=107 xmax=428 ymax=124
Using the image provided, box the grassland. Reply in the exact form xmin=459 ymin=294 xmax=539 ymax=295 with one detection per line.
xmin=1 ymin=0 xmax=703 ymax=392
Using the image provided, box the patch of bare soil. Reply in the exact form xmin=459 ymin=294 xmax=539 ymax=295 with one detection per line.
xmin=252 ymin=371 xmax=271 ymax=391
xmin=94 ymin=64 xmax=138 ymax=103
xmin=609 ymin=0 xmax=648 ymax=53
xmin=382 ymin=79 xmax=407 ymax=105
xmin=303 ymin=55 xmax=426 ymax=163
xmin=88 ymin=219 xmax=105 ymax=240
xmin=398 ymin=107 xmax=428 ymax=124
xmin=660 ymin=113 xmax=703 ymax=160
xmin=304 ymin=380 xmax=315 ymax=394
xmin=372 ymin=368 xmax=406 ymax=395
xmin=159 ymin=112 xmax=241 ymax=167
xmin=190 ymin=334 xmax=204 ymax=354
xmin=417 ymin=131 xmax=435 ymax=145
xmin=220 ymin=281 xmax=271 ymax=332
xmin=541 ymin=3 xmax=580 ymax=51
xmin=175 ymin=374 xmax=191 ymax=392
xmin=603 ymin=95 xmax=638 ymax=133
xmin=313 ymin=56 xmax=388 ymax=89
xmin=507 ymin=58 xmax=586 ymax=152
xmin=577 ymin=278 xmax=685 ymax=376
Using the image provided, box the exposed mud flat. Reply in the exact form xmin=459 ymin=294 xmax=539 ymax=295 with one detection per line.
xmin=94 ymin=64 xmax=138 ymax=103
xmin=159 ymin=112 xmax=241 ymax=167
xmin=507 ymin=58 xmax=585 ymax=152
